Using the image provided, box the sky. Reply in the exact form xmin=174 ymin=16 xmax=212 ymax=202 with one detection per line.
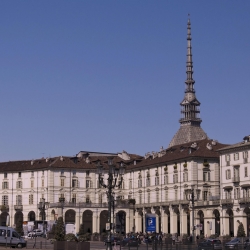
xmin=0 ymin=1 xmax=250 ymax=162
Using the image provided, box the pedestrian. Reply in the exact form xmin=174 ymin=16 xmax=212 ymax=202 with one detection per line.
xmin=172 ymin=234 xmax=176 ymax=245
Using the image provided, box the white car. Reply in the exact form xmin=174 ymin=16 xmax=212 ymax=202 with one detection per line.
xmin=28 ymin=229 xmax=43 ymax=237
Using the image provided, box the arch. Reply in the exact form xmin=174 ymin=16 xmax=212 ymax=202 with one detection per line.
xmin=28 ymin=211 xmax=36 ymax=221
xmin=197 ymin=210 xmax=204 ymax=235
xmin=226 ymin=209 xmax=234 ymax=237
xmin=14 ymin=211 xmax=23 ymax=225
xmin=0 ymin=212 xmax=9 ymax=226
xmin=116 ymin=210 xmax=126 ymax=235
xmin=65 ymin=209 xmax=76 ymax=224
xmin=244 ymin=207 xmax=250 ymax=236
xmin=39 ymin=211 xmax=46 ymax=221
xmin=100 ymin=210 xmax=108 ymax=233
xmin=213 ymin=209 xmax=220 ymax=236
xmin=82 ymin=210 xmax=93 ymax=234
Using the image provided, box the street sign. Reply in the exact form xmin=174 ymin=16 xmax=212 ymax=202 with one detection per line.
xmin=145 ymin=214 xmax=156 ymax=232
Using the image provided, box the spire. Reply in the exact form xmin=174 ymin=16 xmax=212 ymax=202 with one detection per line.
xmin=185 ymin=18 xmax=195 ymax=92
xmin=168 ymin=17 xmax=208 ymax=147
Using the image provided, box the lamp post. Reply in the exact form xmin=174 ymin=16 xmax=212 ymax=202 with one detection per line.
xmin=188 ymin=185 xmax=197 ymax=243
xmin=96 ymin=158 xmax=125 ymax=250
xmin=37 ymin=198 xmax=49 ymax=237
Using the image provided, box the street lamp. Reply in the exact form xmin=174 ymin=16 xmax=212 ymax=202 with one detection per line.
xmin=96 ymin=157 xmax=125 ymax=250
xmin=37 ymin=198 xmax=49 ymax=237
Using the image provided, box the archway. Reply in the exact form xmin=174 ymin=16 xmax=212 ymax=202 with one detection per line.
xmin=244 ymin=208 xmax=250 ymax=237
xmin=28 ymin=211 xmax=36 ymax=221
xmin=198 ymin=210 xmax=204 ymax=235
xmin=0 ymin=212 xmax=9 ymax=226
xmin=226 ymin=209 xmax=234 ymax=237
xmin=39 ymin=211 xmax=46 ymax=221
xmin=14 ymin=211 xmax=23 ymax=225
xmin=100 ymin=210 xmax=108 ymax=233
xmin=213 ymin=209 xmax=220 ymax=236
xmin=82 ymin=210 xmax=93 ymax=234
xmin=173 ymin=207 xmax=180 ymax=236
xmin=65 ymin=209 xmax=76 ymax=224
xmin=116 ymin=211 xmax=126 ymax=235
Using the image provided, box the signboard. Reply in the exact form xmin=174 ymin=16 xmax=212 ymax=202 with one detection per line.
xmin=145 ymin=214 xmax=156 ymax=232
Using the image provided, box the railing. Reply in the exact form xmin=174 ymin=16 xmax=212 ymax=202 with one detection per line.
xmin=232 ymin=176 xmax=240 ymax=182
xmin=14 ymin=205 xmax=23 ymax=211
xmin=134 ymin=202 xmax=170 ymax=208
xmin=49 ymin=202 xmax=133 ymax=209
xmin=238 ymin=197 xmax=250 ymax=204
xmin=212 ymin=200 xmax=220 ymax=205
xmin=221 ymin=199 xmax=233 ymax=205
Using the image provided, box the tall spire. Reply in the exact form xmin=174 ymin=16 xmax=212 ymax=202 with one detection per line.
xmin=169 ymin=18 xmax=208 ymax=148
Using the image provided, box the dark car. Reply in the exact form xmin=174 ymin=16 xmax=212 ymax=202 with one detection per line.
xmin=121 ymin=237 xmax=139 ymax=247
xmin=104 ymin=236 xmax=121 ymax=246
xmin=225 ymin=238 xmax=241 ymax=249
xmin=244 ymin=238 xmax=250 ymax=249
xmin=198 ymin=239 xmax=222 ymax=250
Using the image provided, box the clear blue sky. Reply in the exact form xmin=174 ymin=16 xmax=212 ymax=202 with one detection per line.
xmin=0 ymin=1 xmax=249 ymax=161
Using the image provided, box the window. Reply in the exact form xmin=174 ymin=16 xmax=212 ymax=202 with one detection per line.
xmin=4 ymin=173 xmax=7 ymax=179
xmin=18 ymin=172 xmax=21 ymax=178
xmin=225 ymin=190 xmax=232 ymax=199
xmin=98 ymin=194 xmax=102 ymax=203
xmin=129 ymin=180 xmax=132 ymax=189
xmin=41 ymin=194 xmax=44 ymax=199
xmin=31 ymin=180 xmax=34 ymax=188
xmin=72 ymin=179 xmax=78 ymax=188
xmin=139 ymin=193 xmax=142 ymax=204
xmin=226 ymin=154 xmax=230 ymax=161
xmin=2 ymin=195 xmax=8 ymax=205
xmin=203 ymin=191 xmax=208 ymax=201
xmin=243 ymin=189 xmax=250 ymax=198
xmin=173 ymin=174 xmax=178 ymax=184
xmin=86 ymin=171 xmax=90 ymax=176
xmin=16 ymin=181 xmax=22 ymax=189
xmin=29 ymin=194 xmax=34 ymax=205
xmin=164 ymin=175 xmax=168 ymax=184
xmin=138 ymin=178 xmax=142 ymax=188
xmin=183 ymin=172 xmax=188 ymax=182
xmin=243 ymin=151 xmax=248 ymax=159
xmin=226 ymin=169 xmax=231 ymax=179
xmin=16 ymin=195 xmax=22 ymax=205
xmin=2 ymin=182 xmax=8 ymax=189
xmin=42 ymin=170 xmax=44 ymax=176
xmin=234 ymin=153 xmax=239 ymax=161
xmin=165 ymin=190 xmax=168 ymax=202
xmin=60 ymin=179 xmax=64 ymax=187
xmin=42 ymin=179 xmax=44 ymax=187
xmin=86 ymin=195 xmax=90 ymax=203
xmin=128 ymin=195 xmax=132 ymax=199
xmin=146 ymin=177 xmax=150 ymax=187
xmin=174 ymin=190 xmax=178 ymax=200
xmin=31 ymin=171 xmax=34 ymax=177
xmin=72 ymin=194 xmax=76 ymax=203
xmin=86 ymin=180 xmax=92 ymax=188
xmin=234 ymin=188 xmax=240 ymax=199
xmin=156 ymin=191 xmax=159 ymax=202
xmin=147 ymin=192 xmax=150 ymax=203
xmin=203 ymin=172 xmax=210 ymax=181
xmin=245 ymin=167 xmax=248 ymax=177
xmin=60 ymin=170 xmax=64 ymax=176
xmin=155 ymin=176 xmax=159 ymax=185
xmin=72 ymin=171 xmax=76 ymax=176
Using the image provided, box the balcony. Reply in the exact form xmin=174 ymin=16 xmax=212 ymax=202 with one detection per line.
xmin=232 ymin=176 xmax=240 ymax=183
xmin=238 ymin=197 xmax=250 ymax=204
xmin=212 ymin=200 xmax=220 ymax=205
xmin=221 ymin=199 xmax=233 ymax=205
xmin=0 ymin=205 xmax=9 ymax=212
xmin=134 ymin=202 xmax=170 ymax=209
xmin=14 ymin=205 xmax=23 ymax=211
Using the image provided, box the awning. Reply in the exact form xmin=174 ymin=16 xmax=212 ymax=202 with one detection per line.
xmin=223 ymin=186 xmax=233 ymax=190
xmin=241 ymin=184 xmax=250 ymax=188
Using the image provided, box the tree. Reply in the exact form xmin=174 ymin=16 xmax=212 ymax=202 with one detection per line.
xmin=54 ymin=217 xmax=65 ymax=241
xmin=16 ymin=218 xmax=23 ymax=236
xmin=237 ymin=222 xmax=246 ymax=237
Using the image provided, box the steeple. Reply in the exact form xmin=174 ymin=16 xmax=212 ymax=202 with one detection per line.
xmin=169 ymin=18 xmax=208 ymax=147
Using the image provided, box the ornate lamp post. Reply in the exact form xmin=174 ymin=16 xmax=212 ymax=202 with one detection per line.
xmin=96 ymin=157 xmax=125 ymax=250
xmin=37 ymin=198 xmax=49 ymax=237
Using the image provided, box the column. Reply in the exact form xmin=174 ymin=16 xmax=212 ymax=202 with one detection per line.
xmin=92 ymin=210 xmax=98 ymax=233
xmin=170 ymin=208 xmax=177 ymax=234
xmin=75 ymin=211 xmax=80 ymax=233
xmin=161 ymin=210 xmax=168 ymax=234
xmin=181 ymin=209 xmax=187 ymax=235
xmin=156 ymin=214 xmax=159 ymax=233
xmin=126 ymin=212 xmax=130 ymax=233
xmin=135 ymin=210 xmax=142 ymax=233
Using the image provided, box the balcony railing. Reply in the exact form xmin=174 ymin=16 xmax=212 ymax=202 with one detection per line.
xmin=232 ymin=176 xmax=240 ymax=182
xmin=212 ymin=200 xmax=220 ymax=205
xmin=14 ymin=205 xmax=23 ymax=211
xmin=49 ymin=202 xmax=133 ymax=209
xmin=221 ymin=199 xmax=233 ymax=205
xmin=238 ymin=197 xmax=250 ymax=204
xmin=135 ymin=202 xmax=170 ymax=208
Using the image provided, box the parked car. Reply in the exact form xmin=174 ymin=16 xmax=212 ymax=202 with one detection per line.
xmin=198 ymin=239 xmax=222 ymax=250
xmin=225 ymin=238 xmax=241 ymax=249
xmin=28 ymin=229 xmax=43 ymax=237
xmin=104 ymin=236 xmax=121 ymax=246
